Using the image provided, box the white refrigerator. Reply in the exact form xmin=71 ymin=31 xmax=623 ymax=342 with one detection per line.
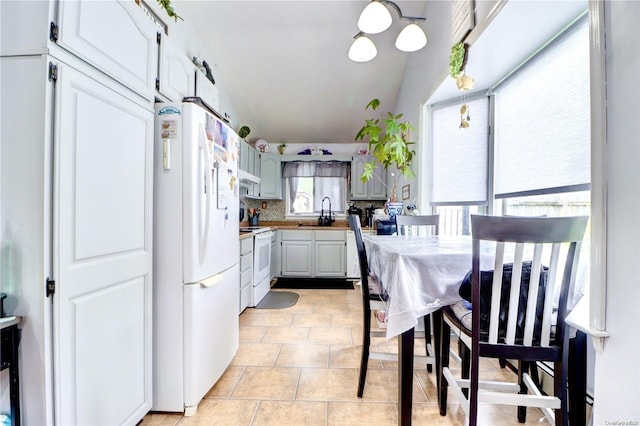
xmin=153 ymin=100 xmax=240 ymax=415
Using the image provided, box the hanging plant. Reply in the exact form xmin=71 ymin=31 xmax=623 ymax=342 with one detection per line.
xmin=449 ymin=43 xmax=468 ymax=78
xmin=157 ymin=0 xmax=183 ymax=22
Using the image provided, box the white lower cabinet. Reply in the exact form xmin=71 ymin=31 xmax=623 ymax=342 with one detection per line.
xmin=314 ymin=231 xmax=346 ymax=277
xmin=279 ymin=230 xmax=347 ymax=278
xmin=239 ymin=238 xmax=254 ymax=313
xmin=280 ymin=230 xmax=314 ymax=277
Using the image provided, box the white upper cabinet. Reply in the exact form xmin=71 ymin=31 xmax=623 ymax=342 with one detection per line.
xmin=351 ymin=155 xmax=387 ymax=200
xmin=259 ymin=154 xmax=282 ymax=199
xmin=56 ymin=0 xmax=159 ymax=100
xmin=158 ymin=33 xmax=196 ymax=102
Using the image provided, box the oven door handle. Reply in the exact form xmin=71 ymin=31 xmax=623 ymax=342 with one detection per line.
xmin=254 ymin=232 xmax=273 ymax=240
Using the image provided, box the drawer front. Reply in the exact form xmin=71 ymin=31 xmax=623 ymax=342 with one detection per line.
xmin=280 ymin=230 xmax=314 ymax=241
xmin=314 ymin=230 xmax=345 ymax=241
xmin=241 ymin=238 xmax=254 ymax=254
xmin=239 ymin=283 xmax=252 ymax=313
xmin=241 ymin=268 xmax=252 ymax=287
xmin=241 ymin=252 xmax=253 ymax=272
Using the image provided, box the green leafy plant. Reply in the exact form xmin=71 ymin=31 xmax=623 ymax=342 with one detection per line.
xmin=355 ymin=98 xmax=416 ymax=202
xmin=157 ymin=0 xmax=182 ymax=22
xmin=449 ymin=42 xmax=467 ymax=78
xmin=238 ymin=125 xmax=251 ymax=139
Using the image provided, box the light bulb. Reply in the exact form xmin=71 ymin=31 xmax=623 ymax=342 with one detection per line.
xmin=395 ymin=23 xmax=427 ymax=52
xmin=357 ymin=1 xmax=392 ymax=34
xmin=349 ymin=35 xmax=377 ymax=62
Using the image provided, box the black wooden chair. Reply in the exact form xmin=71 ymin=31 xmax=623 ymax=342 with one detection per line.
xmin=347 ymin=214 xmax=434 ymax=397
xmin=438 ymin=214 xmax=588 ymax=426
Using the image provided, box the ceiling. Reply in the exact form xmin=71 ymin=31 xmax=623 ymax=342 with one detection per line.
xmin=176 ymin=0 xmax=429 ymax=146
xmin=175 ymin=1 xmax=587 ymax=147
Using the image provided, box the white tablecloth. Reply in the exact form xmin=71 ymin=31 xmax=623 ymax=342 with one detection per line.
xmin=363 ymin=235 xmax=496 ymax=339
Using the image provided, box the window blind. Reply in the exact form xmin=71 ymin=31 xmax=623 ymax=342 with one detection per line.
xmin=494 ymin=18 xmax=590 ymax=198
xmin=431 ymin=96 xmax=489 ymax=204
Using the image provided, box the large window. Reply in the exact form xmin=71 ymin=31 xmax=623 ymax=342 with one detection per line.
xmin=493 ymin=17 xmax=590 ymax=200
xmin=429 ymin=15 xmax=590 ymax=238
xmin=283 ymin=161 xmax=348 ymax=216
xmin=429 ymin=95 xmax=490 ymax=235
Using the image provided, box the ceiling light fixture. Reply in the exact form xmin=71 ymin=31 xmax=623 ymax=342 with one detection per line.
xmin=357 ymin=1 xmax=392 ymax=34
xmin=350 ymin=0 xmax=427 ymax=62
xmin=348 ymin=32 xmax=378 ymax=62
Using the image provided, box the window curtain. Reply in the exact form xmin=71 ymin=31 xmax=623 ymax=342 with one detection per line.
xmin=282 ymin=161 xmax=349 ymax=178
xmin=283 ymin=161 xmax=349 ymax=213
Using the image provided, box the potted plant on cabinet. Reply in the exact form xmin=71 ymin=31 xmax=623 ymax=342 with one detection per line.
xmin=355 ymin=98 xmax=415 ymax=215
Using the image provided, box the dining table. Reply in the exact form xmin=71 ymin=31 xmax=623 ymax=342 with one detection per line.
xmin=362 ymin=233 xmax=587 ymax=426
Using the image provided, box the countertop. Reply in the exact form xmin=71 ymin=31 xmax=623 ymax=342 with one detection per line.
xmin=238 ymin=220 xmax=372 ymax=239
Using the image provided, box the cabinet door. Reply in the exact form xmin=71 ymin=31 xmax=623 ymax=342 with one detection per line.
xmin=252 ymin=148 xmax=262 ymax=177
xmin=247 ymin=144 xmax=256 ymax=175
xmin=240 ymin=140 xmax=249 ymax=172
xmin=158 ymin=34 xmax=195 ymax=102
xmin=315 ymin=241 xmax=346 ymax=277
xmin=260 ymin=154 xmax=282 ymax=199
xmin=195 ymin=71 xmax=220 ymax=112
xmin=270 ymin=232 xmax=280 ymax=279
xmin=56 ymin=0 xmax=158 ymax=100
xmin=54 ymin=61 xmax=153 ymax=425
xmin=369 ymin=161 xmax=388 ymax=199
xmin=281 ymin=241 xmax=313 ymax=276
xmin=351 ymin=155 xmax=368 ymax=199
xmin=346 ymin=231 xmax=360 ymax=279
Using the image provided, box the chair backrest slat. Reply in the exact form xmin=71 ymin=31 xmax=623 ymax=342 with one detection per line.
xmin=488 ymin=242 xmax=505 ymax=343
xmin=540 ymin=243 xmax=561 ymax=347
xmin=505 ymin=244 xmax=524 ymax=345
xmin=395 ymin=214 xmax=439 ymax=236
xmin=523 ymin=243 xmax=544 ymax=346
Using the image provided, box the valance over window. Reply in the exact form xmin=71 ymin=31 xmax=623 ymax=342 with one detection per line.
xmin=282 ymin=161 xmax=349 ymax=178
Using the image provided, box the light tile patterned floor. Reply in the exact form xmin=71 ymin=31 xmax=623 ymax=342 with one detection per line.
xmin=142 ymin=287 xmax=547 ymax=425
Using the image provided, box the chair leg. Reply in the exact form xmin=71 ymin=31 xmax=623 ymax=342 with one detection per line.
xmin=554 ymin=358 xmax=569 ymax=426
xmin=528 ymin=360 xmax=541 ymax=388
xmin=423 ymin=314 xmax=433 ymax=373
xmin=469 ymin=348 xmax=480 ymax=426
xmin=438 ymin=316 xmax=451 ymax=416
xmin=517 ymin=361 xmax=527 ymax=423
xmin=460 ymin=340 xmax=470 ymax=399
xmin=499 ymin=358 xmax=507 ymax=368
xmin=357 ymin=307 xmax=372 ymax=398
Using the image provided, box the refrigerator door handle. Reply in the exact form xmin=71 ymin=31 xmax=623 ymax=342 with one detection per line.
xmin=198 ymin=263 xmax=239 ymax=288
xmin=199 ymin=273 xmax=222 ymax=288
xmin=198 ymin=122 xmax=213 ymax=264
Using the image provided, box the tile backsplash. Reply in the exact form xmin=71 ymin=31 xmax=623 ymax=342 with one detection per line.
xmin=241 ymin=198 xmax=384 ymax=222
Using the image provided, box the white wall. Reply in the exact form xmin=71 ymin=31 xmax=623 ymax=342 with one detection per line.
xmin=593 ymin=1 xmax=640 ymax=423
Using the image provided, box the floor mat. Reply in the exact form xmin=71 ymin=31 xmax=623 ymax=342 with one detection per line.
xmin=254 ymin=291 xmax=299 ymax=309
xmin=272 ymin=278 xmax=355 ymax=290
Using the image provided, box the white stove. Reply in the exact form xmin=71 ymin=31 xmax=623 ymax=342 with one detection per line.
xmin=239 ymin=226 xmax=273 ymax=307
